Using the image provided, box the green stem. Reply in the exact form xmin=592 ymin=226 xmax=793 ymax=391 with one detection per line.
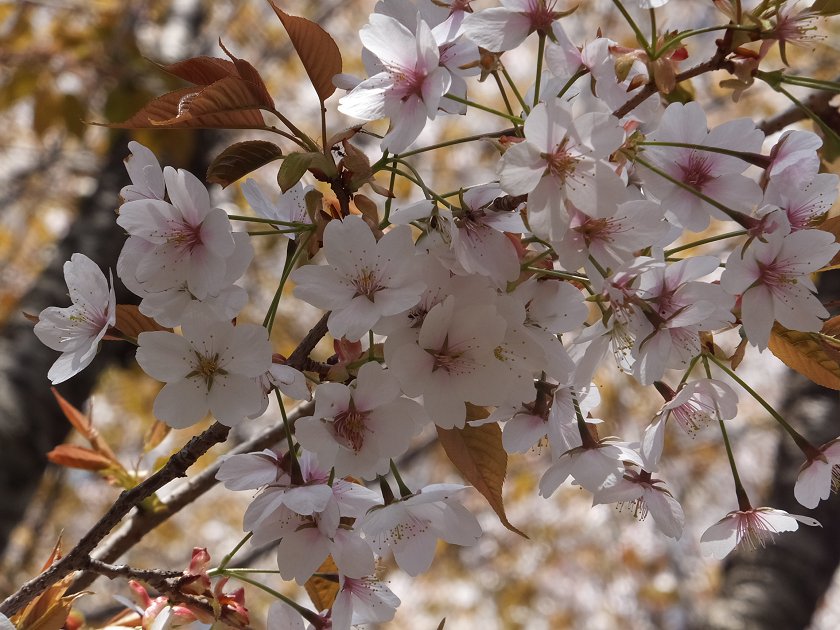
xmin=524 ymin=265 xmax=590 ymax=284
xmin=760 ymin=79 xmax=840 ymax=151
xmin=663 ymin=230 xmax=747 ymax=256
xmin=276 ymin=391 xmax=300 ymax=474
xmin=500 ymin=65 xmax=530 ymax=114
xmin=228 ymin=214 xmax=312 ymax=229
xmin=649 ymin=8 xmax=658 ymax=55
xmin=706 ymin=353 xmax=818 ymax=457
xmin=632 ymin=153 xmax=753 ymax=226
xmin=611 ymin=0 xmax=651 ymax=55
xmin=556 ymin=68 xmax=588 ymax=100
xmin=443 ymin=93 xmax=524 ymax=123
xmin=396 ymin=130 xmax=510 ymax=159
xmin=216 ymin=569 xmax=323 ymax=626
xmin=534 ymin=31 xmax=546 ymax=107
xmin=775 ymin=74 xmax=840 ymax=93
xmin=217 ymin=532 xmax=252 ymax=571
xmin=264 ymin=233 xmax=312 ymax=332
xmin=493 ymin=71 xmax=519 ymax=125
xmin=638 ymin=141 xmax=771 ymax=168
xmin=703 ymin=357 xmax=751 ymax=510
xmin=268 ymin=107 xmax=320 ymax=153
xmin=651 ymin=24 xmax=758 ymax=59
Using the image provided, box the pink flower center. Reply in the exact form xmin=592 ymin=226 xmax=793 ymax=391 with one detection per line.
xmin=679 ymin=151 xmax=714 ymax=189
xmin=165 ymin=219 xmax=204 ymax=252
xmin=527 ymin=0 xmax=561 ymax=33
xmin=735 ymin=511 xmax=777 ymax=551
xmin=542 ymin=137 xmax=580 ymax=182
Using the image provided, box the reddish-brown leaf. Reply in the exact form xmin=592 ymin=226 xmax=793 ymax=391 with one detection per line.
xmin=157 ymin=56 xmax=238 ymax=86
xmin=207 ymin=140 xmax=284 ymax=187
xmin=114 ymin=304 xmax=171 ymax=339
xmin=819 ymin=215 xmax=840 ymax=266
xmin=268 ymin=2 xmax=342 ymax=103
xmin=51 ymin=388 xmax=118 ymax=461
xmin=47 ymin=444 xmax=113 ymax=471
xmin=436 ymin=408 xmax=527 ymax=538
xmin=768 ymin=323 xmax=840 ymax=390
xmin=218 ymin=40 xmax=275 ymax=109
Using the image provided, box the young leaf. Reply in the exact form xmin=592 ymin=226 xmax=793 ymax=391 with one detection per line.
xmin=47 ymin=444 xmax=114 ymax=471
xmin=436 ymin=408 xmax=528 ymax=538
xmin=268 ymin=2 xmax=343 ymax=103
xmin=207 ymin=140 xmax=284 ymax=187
xmin=151 ymin=77 xmax=268 ymax=127
xmin=277 ymin=151 xmax=336 ymax=191
xmin=768 ymin=323 xmax=840 ymax=390
xmin=51 ymin=387 xmax=118 ymax=461
xmin=157 ymin=56 xmax=238 ymax=86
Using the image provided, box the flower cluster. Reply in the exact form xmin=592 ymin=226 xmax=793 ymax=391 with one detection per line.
xmin=29 ymin=0 xmax=840 ymax=627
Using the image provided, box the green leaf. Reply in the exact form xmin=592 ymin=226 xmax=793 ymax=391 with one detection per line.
xmin=277 ymin=151 xmax=336 ymax=192
xmin=207 ymin=140 xmax=284 ymax=187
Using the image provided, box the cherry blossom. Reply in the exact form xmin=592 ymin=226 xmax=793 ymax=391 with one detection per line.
xmin=592 ymin=469 xmax=685 ymax=539
xmin=120 ymin=141 xmax=165 ymax=202
xmin=291 ymin=215 xmax=426 ymax=342
xmin=241 ymin=178 xmax=312 ymax=237
xmin=795 ymin=438 xmax=840 ymax=509
xmin=721 ymin=228 xmax=839 ymax=349
xmin=135 ymin=313 xmax=272 ymax=427
xmin=295 ymin=362 xmax=426 ymax=479
xmin=461 ymin=0 xmax=574 ymax=52
xmin=641 ymin=102 xmax=763 ymax=231
xmin=700 ymin=507 xmax=820 ymax=559
xmin=331 ymin=574 xmax=401 ymax=630
xmin=117 ymin=166 xmax=237 ymax=300
xmin=539 ymin=438 xmax=644 ymax=496
xmin=338 ymin=14 xmax=452 ymax=153
xmin=34 ymin=253 xmax=116 ymax=384
xmin=361 ymin=483 xmax=482 ymax=576
xmin=498 ymin=98 xmax=627 ymax=242
xmin=762 ymin=170 xmax=838 ymax=231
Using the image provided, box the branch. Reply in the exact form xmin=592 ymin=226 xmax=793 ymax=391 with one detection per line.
xmin=0 ymin=422 xmax=230 ymax=617
xmin=286 ymin=312 xmax=330 ymax=371
xmin=758 ymin=78 xmax=840 ymax=135
xmin=69 ymin=399 xmax=314 ymax=592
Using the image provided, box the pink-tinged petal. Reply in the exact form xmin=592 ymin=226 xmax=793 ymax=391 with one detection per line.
xmin=338 ymin=76 xmax=390 ymax=121
xmin=741 ymin=286 xmax=775 ymax=350
xmin=773 ymin=284 xmax=828 ymax=333
xmin=275 ymin=528 xmax=329 ymax=584
xmin=329 ymin=296 xmax=382 ymax=342
xmin=208 ymin=374 xmax=264 ymax=425
xmin=225 ymin=324 xmax=272 ymax=376
xmin=462 ymin=8 xmax=532 ymax=52
xmin=502 ymin=415 xmax=546 ymax=453
xmin=394 ymin=529 xmax=438 ymax=576
xmin=418 ymin=295 xmax=455 ymax=350
xmin=455 ymin=224 xmax=521 ymax=283
xmin=498 ymin=142 xmax=545 ymax=195
xmin=122 ymin=142 xmax=165 ymax=201
xmin=282 ymin=484 xmax=334 ymax=516
xmin=154 ymin=379 xmax=209 ymax=428
xmin=421 ymin=66 xmax=451 ymax=118
xmin=314 ymin=382 xmax=352 ymax=419
xmin=116 ymin=199 xmax=177 ymax=240
xmin=794 ymin=459 xmax=832 ymax=509
xmin=291 ymin=265 xmax=357 ymax=309
xmin=539 ymin=456 xmax=575 ymax=497
xmin=361 ymin=14 xmax=416 ymax=68
xmin=415 ymin=16 xmax=442 ymax=73
xmin=266 ymin=602 xmax=305 ymax=630
xmin=640 ymin=415 xmax=666 ymax=470
xmin=645 ymin=489 xmax=685 ymax=539
xmin=165 ymin=167 xmax=211 ymax=225
xmin=324 ymin=214 xmax=378 ymax=271
xmin=63 ymin=254 xmax=110 ymax=308
xmin=199 ymin=208 xmax=236 ymax=257
xmin=136 ymin=332 xmax=194 ymax=382
xmin=699 ymin=515 xmax=739 ymax=559
xmin=46 ymin=346 xmax=97 ymax=385
xmin=423 ymin=382 xmax=468 ymax=429
xmin=388 ymin=341 xmax=435 ymax=397
xmin=185 ymin=247 xmax=225 ymax=300
xmin=577 ymin=112 xmax=625 ymax=157
xmin=761 ymin=509 xmax=820 ymax=530
xmin=216 ymin=450 xmax=280 ymax=491
xmin=567 ymin=163 xmax=628 ymax=219
xmin=353 ymin=362 xmax=400 ymax=410
xmin=382 ymin=96 xmax=428 ymax=154
xmin=432 ymin=502 xmax=482 ymax=546
xmin=332 ymin=530 xmax=376 ymax=578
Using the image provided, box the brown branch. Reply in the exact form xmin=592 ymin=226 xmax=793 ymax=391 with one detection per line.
xmin=286 ymin=312 xmax=330 ymax=371
xmin=758 ymin=79 xmax=840 ymax=135
xmin=70 ymin=399 xmax=315 ymax=592
xmin=0 ymin=422 xmax=231 ymax=617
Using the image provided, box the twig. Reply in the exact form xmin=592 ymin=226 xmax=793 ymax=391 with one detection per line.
xmin=759 ymin=79 xmax=840 ymax=134
xmin=286 ymin=312 xmax=330 ymax=371
xmin=0 ymin=422 xmax=230 ymax=617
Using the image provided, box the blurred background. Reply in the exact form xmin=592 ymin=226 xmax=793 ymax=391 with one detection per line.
xmin=2 ymin=0 xmax=840 ymax=628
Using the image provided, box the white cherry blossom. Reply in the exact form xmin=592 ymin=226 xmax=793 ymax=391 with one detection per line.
xmin=795 ymin=438 xmax=840 ymax=509
xmin=135 ymin=313 xmax=271 ymax=427
xmin=331 ymin=574 xmax=401 ymax=630
xmin=34 ymin=253 xmax=116 ymax=385
xmin=291 ymin=215 xmax=426 ymax=342
xmin=700 ymin=507 xmax=820 ymax=559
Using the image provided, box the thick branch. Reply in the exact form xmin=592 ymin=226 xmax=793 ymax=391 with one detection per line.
xmin=0 ymin=422 xmax=230 ymax=617
xmin=70 ymin=399 xmax=314 ymax=592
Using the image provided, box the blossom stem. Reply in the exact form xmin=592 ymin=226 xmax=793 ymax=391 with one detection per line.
xmin=267 ymin=107 xmax=320 ymax=153
xmin=228 ymin=214 xmax=313 ymax=229
xmin=663 ymin=230 xmax=747 ymax=256
xmin=493 ymin=71 xmax=519 ymax=127
xmin=638 ymin=141 xmax=771 ymax=168
xmin=770 ymin=74 xmax=840 ymax=93
xmin=648 ymin=9 xmax=657 ymax=55
xmin=396 ymin=130 xmax=510 ymax=159
xmin=611 ymin=0 xmax=651 ymax=55
xmin=382 ymin=151 xmax=397 ymax=225
xmin=524 ymin=265 xmax=590 ymax=285
xmin=443 ymin=93 xmax=524 ymax=123
xmin=499 ymin=66 xmax=530 ymax=114
xmin=556 ymin=68 xmax=588 ymax=100
xmin=651 ymin=25 xmax=759 ymax=59
xmin=533 ymin=31 xmax=546 ymax=107
xmin=369 ymin=330 xmax=375 ymax=361
xmin=706 ymin=353 xmax=818 ymax=457
xmin=262 ymin=125 xmax=311 ymax=151
xmin=264 ymin=232 xmax=312 ymax=332
xmin=217 ymin=532 xmax=253 ymax=571
xmin=390 ymin=459 xmax=413 ymax=498
xmin=631 ymin=153 xmax=753 ymax=227
xmin=759 ymin=78 xmax=840 ymax=151
xmin=703 ymin=357 xmax=751 ymax=510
